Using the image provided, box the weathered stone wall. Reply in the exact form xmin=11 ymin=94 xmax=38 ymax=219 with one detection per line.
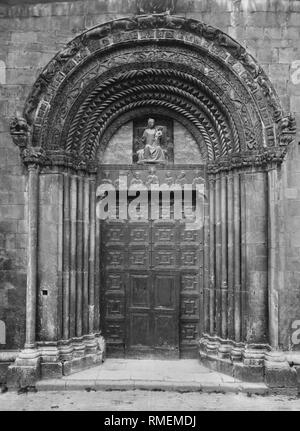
xmin=0 ymin=0 xmax=299 ymax=351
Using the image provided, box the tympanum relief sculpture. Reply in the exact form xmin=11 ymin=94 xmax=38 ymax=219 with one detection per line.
xmin=133 ymin=118 xmax=173 ymax=164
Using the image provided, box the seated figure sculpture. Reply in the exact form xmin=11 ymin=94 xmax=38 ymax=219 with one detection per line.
xmin=137 ymin=118 xmax=166 ymax=164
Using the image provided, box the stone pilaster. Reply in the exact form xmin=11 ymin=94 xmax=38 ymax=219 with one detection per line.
xmin=7 ymin=163 xmax=41 ymax=388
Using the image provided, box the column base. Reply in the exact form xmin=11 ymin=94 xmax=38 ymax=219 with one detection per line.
xmin=7 ymin=348 xmax=41 ymax=389
xmin=199 ymin=335 xmax=298 ymax=394
xmin=264 ymin=351 xmax=298 ymax=394
xmin=6 ymin=335 xmax=106 ymax=389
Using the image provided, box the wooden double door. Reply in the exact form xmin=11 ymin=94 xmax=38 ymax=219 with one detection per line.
xmin=100 ymin=219 xmax=202 ymax=358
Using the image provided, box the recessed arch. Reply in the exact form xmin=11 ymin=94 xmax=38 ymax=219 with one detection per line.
xmin=10 ymin=14 xmax=295 ymax=171
xmin=9 ymin=15 xmax=297 ymax=384
xmin=97 ymin=106 xmax=209 ymax=161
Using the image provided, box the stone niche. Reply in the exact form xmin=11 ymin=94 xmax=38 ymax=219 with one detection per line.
xmin=98 ymin=120 xmax=203 ymax=165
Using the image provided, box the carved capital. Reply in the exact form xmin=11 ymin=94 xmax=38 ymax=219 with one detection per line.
xmin=22 ymin=146 xmax=48 ymax=168
xmin=277 ymin=113 xmax=297 ymax=147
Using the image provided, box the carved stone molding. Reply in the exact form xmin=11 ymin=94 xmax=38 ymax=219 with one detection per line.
xmin=10 ymin=15 xmax=295 ymax=171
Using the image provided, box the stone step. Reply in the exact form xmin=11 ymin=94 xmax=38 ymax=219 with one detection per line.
xmin=36 ymin=378 xmax=269 ymax=395
xmin=35 ymin=359 xmax=269 ymax=395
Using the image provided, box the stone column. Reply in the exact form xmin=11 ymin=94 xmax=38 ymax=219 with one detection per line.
xmin=88 ymin=174 xmax=96 ymax=334
xmin=233 ymin=171 xmax=241 ymax=343
xmin=83 ymin=177 xmax=90 ymax=335
xmin=203 ymin=181 xmax=210 ymax=334
xmin=267 ymin=167 xmax=279 ymax=348
xmin=62 ymin=172 xmax=71 ymax=341
xmin=25 ymin=164 xmax=39 ymax=349
xmin=220 ymin=172 xmax=228 ymax=339
xmin=208 ymin=175 xmax=215 ymax=335
xmin=69 ymin=174 xmax=78 ymax=339
xmin=215 ymin=173 xmax=222 ymax=336
xmin=76 ymin=173 xmax=84 ymax=339
xmin=7 ymin=162 xmax=41 ymax=388
xmin=227 ymin=171 xmax=234 ymax=340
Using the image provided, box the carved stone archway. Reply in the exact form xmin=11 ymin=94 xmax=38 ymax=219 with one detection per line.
xmin=9 ymin=14 xmax=296 ymax=388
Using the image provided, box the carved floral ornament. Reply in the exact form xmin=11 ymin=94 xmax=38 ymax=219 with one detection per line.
xmin=10 ymin=15 xmax=296 ymax=172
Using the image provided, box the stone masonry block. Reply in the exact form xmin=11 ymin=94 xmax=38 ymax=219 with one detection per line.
xmin=288 ymin=12 xmax=300 ymax=27
xmin=291 ymin=96 xmax=300 ymax=113
xmin=0 ymin=205 xmax=24 ymax=220
xmin=279 ymin=47 xmax=298 ymax=64
xmin=11 ymin=31 xmax=38 ymax=44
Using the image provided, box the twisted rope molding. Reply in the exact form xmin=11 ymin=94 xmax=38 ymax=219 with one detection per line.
xmin=32 ymin=15 xmax=281 ymax=123
xmin=88 ymin=99 xmax=217 ymax=160
xmin=82 ymin=94 xmax=217 ymax=160
xmin=66 ymin=68 xmax=242 ymax=150
xmin=62 ymin=69 xmax=244 ymax=159
xmin=77 ymin=83 xmax=231 ymax=159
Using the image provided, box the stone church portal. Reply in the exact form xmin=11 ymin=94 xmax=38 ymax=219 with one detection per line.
xmin=4 ymin=12 xmax=297 ymax=390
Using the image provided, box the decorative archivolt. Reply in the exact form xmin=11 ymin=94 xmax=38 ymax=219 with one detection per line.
xmin=9 ymin=14 xmax=296 ymax=171
xmin=63 ymin=68 xmax=240 ymax=161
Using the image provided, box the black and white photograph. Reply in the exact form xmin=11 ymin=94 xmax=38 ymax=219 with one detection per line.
xmin=0 ymin=0 xmax=300 ymax=415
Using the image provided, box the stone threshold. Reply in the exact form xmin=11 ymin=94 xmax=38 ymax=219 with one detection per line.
xmin=36 ymin=378 xmax=268 ymax=394
xmin=35 ymin=359 xmax=269 ymax=395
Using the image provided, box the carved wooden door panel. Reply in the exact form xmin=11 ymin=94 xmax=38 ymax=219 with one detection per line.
xmin=151 ymin=220 xmax=179 ymax=356
xmin=100 ymin=220 xmax=127 ymax=357
xmin=100 ymin=214 xmax=202 ymax=358
xmin=126 ymin=220 xmax=152 ymax=356
xmin=126 ymin=220 xmax=180 ymax=358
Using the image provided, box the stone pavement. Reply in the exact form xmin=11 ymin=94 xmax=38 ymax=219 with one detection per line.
xmin=36 ymin=359 xmax=268 ymax=394
xmin=1 ymin=389 xmax=300 ymax=411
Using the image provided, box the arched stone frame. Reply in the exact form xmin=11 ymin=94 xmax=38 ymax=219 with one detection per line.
xmin=8 ymin=15 xmax=297 ymax=388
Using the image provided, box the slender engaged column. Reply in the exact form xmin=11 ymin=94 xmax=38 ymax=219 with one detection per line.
xmin=233 ymin=172 xmax=241 ymax=342
xmin=76 ymin=174 xmax=84 ymax=337
xmin=89 ymin=175 xmax=96 ymax=334
xmin=227 ymin=172 xmax=234 ymax=340
xmin=240 ymin=173 xmax=247 ymax=340
xmin=70 ymin=175 xmax=78 ymax=338
xmin=220 ymin=172 xmax=228 ymax=339
xmin=209 ymin=175 xmax=216 ymax=335
xmin=268 ymin=168 xmax=279 ymax=348
xmin=62 ymin=172 xmax=70 ymax=340
xmin=203 ymin=183 xmax=210 ymax=334
xmin=83 ymin=176 xmax=90 ymax=335
xmin=94 ymin=210 xmax=101 ymax=334
xmin=215 ymin=173 xmax=222 ymax=336
xmin=25 ymin=164 xmax=39 ymax=349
